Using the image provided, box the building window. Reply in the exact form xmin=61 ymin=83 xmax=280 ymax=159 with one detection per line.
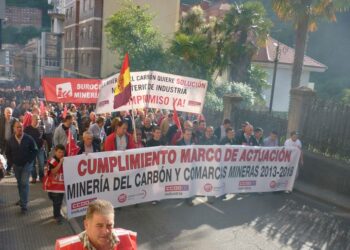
xmin=70 ymin=7 xmax=73 ymax=18
xmin=89 ymin=0 xmax=94 ymax=9
xmin=65 ymin=9 xmax=69 ymax=19
xmin=81 ymin=53 xmax=85 ymax=64
xmin=82 ymin=27 xmax=87 ymax=39
xmin=88 ymin=25 xmax=92 ymax=39
xmin=83 ymin=0 xmax=87 ymax=12
xmin=86 ymin=53 xmax=90 ymax=65
xmin=65 ymin=31 xmax=69 ymax=41
xmin=70 ymin=53 xmax=74 ymax=64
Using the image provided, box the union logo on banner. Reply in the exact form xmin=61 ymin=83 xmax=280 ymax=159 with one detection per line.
xmin=56 ymin=82 xmax=73 ymax=99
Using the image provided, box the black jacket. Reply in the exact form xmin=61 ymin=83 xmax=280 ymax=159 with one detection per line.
xmin=146 ymin=138 xmax=163 ymax=147
xmin=220 ymin=137 xmax=238 ymax=145
xmin=199 ymin=135 xmax=218 ymax=145
xmin=5 ymin=133 xmax=38 ymax=167
xmin=77 ymin=141 xmax=100 ymax=154
xmin=0 ymin=116 xmax=18 ymax=152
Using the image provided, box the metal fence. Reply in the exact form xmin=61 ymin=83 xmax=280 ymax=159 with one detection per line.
xmin=203 ymin=108 xmax=288 ymax=143
xmin=204 ymin=98 xmax=350 ymax=160
xmin=302 ymin=99 xmax=350 ymax=160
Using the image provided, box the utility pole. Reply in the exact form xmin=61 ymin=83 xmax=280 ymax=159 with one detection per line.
xmin=269 ymin=42 xmax=280 ymax=113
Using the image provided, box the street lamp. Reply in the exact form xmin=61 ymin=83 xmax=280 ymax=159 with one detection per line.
xmin=269 ymin=42 xmax=280 ymax=113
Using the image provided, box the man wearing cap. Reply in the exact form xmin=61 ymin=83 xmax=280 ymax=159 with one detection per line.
xmin=55 ymin=199 xmax=137 ymax=250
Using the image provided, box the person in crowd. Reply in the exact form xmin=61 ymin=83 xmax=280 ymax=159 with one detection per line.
xmin=196 ymin=120 xmax=206 ymax=139
xmin=5 ymin=121 xmax=38 ymax=214
xmin=214 ymin=119 xmax=231 ymax=141
xmin=53 ymin=114 xmax=74 ymax=148
xmin=134 ymin=129 xmax=145 ymax=148
xmin=42 ymin=110 xmax=55 ymax=153
xmin=176 ymin=128 xmax=195 ymax=146
xmin=141 ymin=117 xmax=154 ymax=143
xmin=252 ymin=127 xmax=264 ymax=146
xmin=104 ymin=118 xmax=135 ymax=151
xmin=120 ymin=111 xmax=133 ymax=133
xmin=24 ymin=114 xmax=46 ymax=183
xmin=135 ymin=110 xmax=145 ymax=130
xmin=220 ymin=127 xmax=238 ymax=145
xmin=89 ymin=111 xmax=96 ymax=125
xmin=285 ymin=131 xmax=304 ymax=165
xmin=104 ymin=112 xmax=113 ymax=136
xmin=263 ymin=131 xmax=279 ymax=147
xmin=199 ymin=126 xmax=218 ymax=145
xmin=45 ymin=144 xmax=65 ymax=224
xmin=0 ymin=107 xmax=18 ymax=175
xmin=88 ymin=116 xmax=106 ymax=149
xmin=78 ymin=131 xmax=100 ymax=154
xmin=11 ymin=101 xmax=20 ymax=118
xmin=160 ymin=113 xmax=174 ymax=137
xmin=0 ymin=153 xmax=7 ymax=181
xmin=236 ymin=124 xmax=254 ymax=146
xmin=55 ymin=199 xmax=137 ymax=250
xmin=236 ymin=121 xmax=250 ymax=139
xmin=146 ymin=126 xmax=164 ymax=147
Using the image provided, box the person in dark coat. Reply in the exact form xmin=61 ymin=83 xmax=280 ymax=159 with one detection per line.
xmin=220 ymin=127 xmax=238 ymax=145
xmin=5 ymin=121 xmax=38 ymax=213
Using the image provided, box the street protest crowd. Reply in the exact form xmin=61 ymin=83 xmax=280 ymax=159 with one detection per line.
xmin=0 ymin=91 xmax=303 ymax=249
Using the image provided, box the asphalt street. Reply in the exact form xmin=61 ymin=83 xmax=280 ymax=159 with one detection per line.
xmin=74 ymin=191 xmax=350 ymax=250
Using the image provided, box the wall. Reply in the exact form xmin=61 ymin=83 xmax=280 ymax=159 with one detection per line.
xmin=299 ymin=151 xmax=350 ymax=198
xmin=259 ymin=63 xmax=311 ymax=112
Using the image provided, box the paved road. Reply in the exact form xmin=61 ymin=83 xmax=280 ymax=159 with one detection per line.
xmin=74 ymin=192 xmax=350 ymax=250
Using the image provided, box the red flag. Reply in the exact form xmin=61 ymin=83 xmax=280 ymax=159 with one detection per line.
xmin=66 ymin=130 xmax=80 ymax=156
xmin=62 ymin=105 xmax=67 ymax=119
xmin=173 ymin=102 xmax=182 ymax=132
xmin=113 ymin=53 xmax=132 ymax=109
xmin=23 ymin=112 xmax=32 ymax=129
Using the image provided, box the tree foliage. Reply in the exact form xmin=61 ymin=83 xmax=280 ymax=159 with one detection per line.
xmin=204 ymin=82 xmax=256 ymax=112
xmin=271 ymin=0 xmax=350 ymax=89
xmin=105 ymin=0 xmax=165 ymax=71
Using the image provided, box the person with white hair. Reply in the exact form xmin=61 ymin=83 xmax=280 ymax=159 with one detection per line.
xmin=0 ymin=107 xmax=18 ymax=175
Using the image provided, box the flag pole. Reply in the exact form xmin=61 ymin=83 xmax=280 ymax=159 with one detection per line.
xmin=131 ymin=100 xmax=137 ymax=142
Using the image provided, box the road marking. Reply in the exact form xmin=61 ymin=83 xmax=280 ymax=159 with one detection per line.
xmin=197 ymin=197 xmax=225 ymax=214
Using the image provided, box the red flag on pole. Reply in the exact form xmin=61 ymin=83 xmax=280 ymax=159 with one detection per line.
xmin=62 ymin=105 xmax=68 ymax=119
xmin=66 ymin=130 xmax=80 ymax=156
xmin=173 ymin=102 xmax=182 ymax=132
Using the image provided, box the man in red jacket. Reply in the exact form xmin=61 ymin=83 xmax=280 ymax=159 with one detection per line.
xmin=104 ymin=118 xmax=135 ymax=151
xmin=55 ymin=199 xmax=137 ymax=250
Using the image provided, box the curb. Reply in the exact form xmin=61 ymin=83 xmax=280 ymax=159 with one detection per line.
xmin=294 ymin=181 xmax=350 ymax=212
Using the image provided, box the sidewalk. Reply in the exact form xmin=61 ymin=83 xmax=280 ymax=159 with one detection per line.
xmin=0 ymin=176 xmax=74 ymax=250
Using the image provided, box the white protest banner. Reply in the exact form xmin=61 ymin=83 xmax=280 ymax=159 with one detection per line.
xmin=63 ymin=145 xmax=300 ymax=218
xmin=95 ymin=71 xmax=207 ymax=114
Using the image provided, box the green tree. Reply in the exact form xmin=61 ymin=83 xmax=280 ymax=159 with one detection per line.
xmin=272 ymin=0 xmax=350 ymax=89
xmin=104 ymin=0 xmax=165 ymax=71
xmin=215 ymin=1 xmax=271 ymax=83
xmin=204 ymin=81 xmax=256 ymax=112
xmin=3 ymin=26 xmax=19 ymax=44
xmin=169 ymin=6 xmax=216 ymax=83
xmin=341 ymin=88 xmax=350 ymax=105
